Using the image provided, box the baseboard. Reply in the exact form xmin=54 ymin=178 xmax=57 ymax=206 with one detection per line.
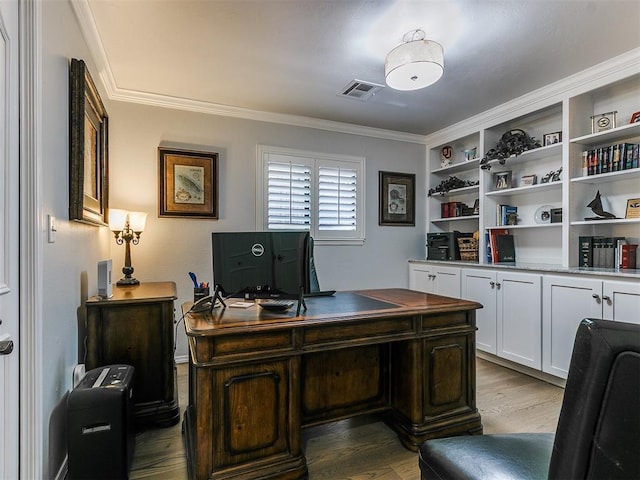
xmin=175 ymin=354 xmax=189 ymax=364
xmin=477 ymin=351 xmax=566 ymax=388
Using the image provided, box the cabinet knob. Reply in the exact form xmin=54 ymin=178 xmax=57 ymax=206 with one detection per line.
xmin=489 ymin=281 xmax=495 ymax=288
xmin=602 ymin=295 xmax=611 ymax=303
xmin=496 ymin=282 xmax=501 ymax=289
xmin=592 ymin=293 xmax=601 ymax=302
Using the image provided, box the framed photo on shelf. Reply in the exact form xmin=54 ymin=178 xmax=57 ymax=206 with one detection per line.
xmin=590 ymin=111 xmax=617 ymax=133
xmin=378 ymin=171 xmax=415 ymax=226
xmin=543 ymin=131 xmax=562 ymax=146
xmin=626 ymin=198 xmax=640 ymax=219
xmin=158 ymin=147 xmax=219 ymax=218
xmin=520 ymin=174 xmax=537 ymax=186
xmin=493 ymin=171 xmax=512 ymax=190
xmin=69 ymin=58 xmax=109 ymax=226
xmin=630 ymin=111 xmax=640 ymax=124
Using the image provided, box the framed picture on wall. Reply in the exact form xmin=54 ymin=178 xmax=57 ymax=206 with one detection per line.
xmin=69 ymin=58 xmax=109 ymax=225
xmin=158 ymin=147 xmax=219 ymax=218
xmin=378 ymin=171 xmax=415 ymax=226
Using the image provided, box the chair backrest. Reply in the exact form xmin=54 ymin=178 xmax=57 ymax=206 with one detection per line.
xmin=549 ymin=318 xmax=640 ymax=480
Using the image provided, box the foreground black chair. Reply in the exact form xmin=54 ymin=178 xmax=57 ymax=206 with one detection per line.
xmin=419 ymin=318 xmax=640 ymax=480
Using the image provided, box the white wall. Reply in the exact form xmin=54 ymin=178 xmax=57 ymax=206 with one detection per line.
xmin=41 ymin=2 xmax=112 ymax=477
xmin=107 ymin=102 xmax=426 ymax=357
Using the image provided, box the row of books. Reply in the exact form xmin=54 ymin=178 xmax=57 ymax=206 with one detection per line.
xmin=440 ymin=201 xmax=476 ymax=218
xmin=496 ymin=204 xmax=518 ymax=226
xmin=579 ymin=236 xmax=638 ymax=269
xmin=581 ymin=143 xmax=639 ymax=176
xmin=486 ymin=229 xmax=516 ymax=263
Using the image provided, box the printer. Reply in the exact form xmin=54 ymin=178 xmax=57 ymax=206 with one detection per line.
xmin=427 ymin=231 xmax=473 ymax=261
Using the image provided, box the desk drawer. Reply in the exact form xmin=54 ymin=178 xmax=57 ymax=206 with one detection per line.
xmin=210 ymin=331 xmax=294 ymax=358
xmin=303 ymin=316 xmax=414 ymax=347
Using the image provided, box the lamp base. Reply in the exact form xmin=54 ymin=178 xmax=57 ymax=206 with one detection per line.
xmin=116 ymin=277 xmax=140 ymax=286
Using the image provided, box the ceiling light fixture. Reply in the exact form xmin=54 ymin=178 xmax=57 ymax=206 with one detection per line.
xmin=385 ymin=29 xmax=444 ymax=91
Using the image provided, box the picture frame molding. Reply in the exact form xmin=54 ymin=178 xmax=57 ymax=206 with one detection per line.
xmin=69 ymin=58 xmax=109 ymax=225
xmin=378 ymin=171 xmax=415 ymax=226
xmin=158 ymin=147 xmax=219 ymax=219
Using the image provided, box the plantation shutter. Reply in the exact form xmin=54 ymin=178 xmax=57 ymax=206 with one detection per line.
xmin=266 ymin=158 xmax=311 ymax=230
xmin=318 ymin=165 xmax=357 ymax=231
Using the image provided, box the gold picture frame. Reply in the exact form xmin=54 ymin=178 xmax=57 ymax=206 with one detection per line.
xmin=69 ymin=58 xmax=109 ymax=225
xmin=378 ymin=171 xmax=415 ymax=226
xmin=626 ymin=198 xmax=640 ymax=219
xmin=159 ymin=147 xmax=219 ymax=218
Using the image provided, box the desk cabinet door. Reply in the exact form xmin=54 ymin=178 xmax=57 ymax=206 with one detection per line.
xmin=87 ymin=302 xmax=174 ymax=403
xmin=212 ymin=360 xmax=296 ymax=468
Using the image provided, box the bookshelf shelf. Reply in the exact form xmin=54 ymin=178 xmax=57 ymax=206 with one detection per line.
xmin=485 ymin=181 xmax=562 ymax=197
xmin=431 ymin=215 xmax=480 ymax=223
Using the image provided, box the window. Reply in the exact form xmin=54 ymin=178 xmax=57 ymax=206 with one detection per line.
xmin=257 ymin=146 xmax=365 ymax=244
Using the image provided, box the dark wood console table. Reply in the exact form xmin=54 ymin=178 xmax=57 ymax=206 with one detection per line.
xmin=85 ymin=281 xmax=180 ymax=427
xmin=183 ymin=288 xmax=483 ymax=480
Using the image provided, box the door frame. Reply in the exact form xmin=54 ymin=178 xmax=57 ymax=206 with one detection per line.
xmin=19 ymin=0 xmax=43 ymax=478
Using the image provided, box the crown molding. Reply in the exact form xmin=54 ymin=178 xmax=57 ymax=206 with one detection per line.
xmin=69 ymin=0 xmax=427 ymax=145
xmin=425 ymin=47 xmax=640 ymax=147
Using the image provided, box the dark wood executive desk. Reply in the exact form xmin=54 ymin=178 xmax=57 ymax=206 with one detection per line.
xmin=182 ymin=288 xmax=483 ymax=480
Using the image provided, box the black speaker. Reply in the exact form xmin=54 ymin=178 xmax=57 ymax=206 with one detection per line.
xmin=67 ymin=365 xmax=135 ymax=480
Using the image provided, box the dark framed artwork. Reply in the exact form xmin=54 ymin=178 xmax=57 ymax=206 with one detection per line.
xmin=378 ymin=171 xmax=415 ymax=226
xmin=69 ymin=58 xmax=109 ymax=225
xmin=159 ymin=147 xmax=219 ymax=218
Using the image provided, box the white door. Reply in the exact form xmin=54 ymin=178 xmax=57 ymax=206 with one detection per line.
xmin=542 ymin=275 xmax=602 ymax=378
xmin=497 ymin=272 xmax=542 ymax=369
xmin=461 ymin=269 xmax=497 ymax=355
xmin=0 ymin=0 xmax=20 ymax=477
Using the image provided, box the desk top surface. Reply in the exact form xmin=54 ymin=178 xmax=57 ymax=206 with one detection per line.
xmin=183 ymin=288 xmax=481 ymax=336
xmin=87 ymin=281 xmax=177 ymax=305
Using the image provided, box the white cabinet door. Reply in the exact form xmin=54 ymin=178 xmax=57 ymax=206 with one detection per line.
xmin=409 ymin=264 xmax=433 ymax=293
xmin=542 ymin=275 xmax=602 ymax=378
xmin=462 ymin=269 xmax=497 ymax=355
xmin=497 ymin=272 xmax=542 ymax=369
xmin=432 ymin=265 xmax=461 ymax=298
xmin=602 ymin=281 xmax=640 ymax=324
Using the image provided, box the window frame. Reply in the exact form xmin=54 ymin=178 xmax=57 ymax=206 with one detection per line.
xmin=256 ymin=145 xmax=365 ymax=245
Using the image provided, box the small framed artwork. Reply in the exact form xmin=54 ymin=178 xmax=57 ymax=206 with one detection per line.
xmin=69 ymin=58 xmax=109 ymax=225
xmin=590 ymin=111 xmax=617 ymax=133
xmin=626 ymin=198 xmax=640 ymax=219
xmin=463 ymin=147 xmax=477 ymax=161
xmin=521 ymin=174 xmax=537 ymax=186
xmin=379 ymin=171 xmax=415 ymax=226
xmin=543 ymin=132 xmax=562 ymax=146
xmin=440 ymin=145 xmax=453 ymax=168
xmin=159 ymin=147 xmax=219 ymax=218
xmin=630 ymin=111 xmax=640 ymax=124
xmin=493 ymin=171 xmax=512 ymax=190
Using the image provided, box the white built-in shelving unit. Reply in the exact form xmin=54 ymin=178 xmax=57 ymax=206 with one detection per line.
xmin=425 ymin=50 xmax=640 ymax=270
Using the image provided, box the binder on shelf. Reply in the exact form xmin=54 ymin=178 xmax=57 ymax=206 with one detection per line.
xmin=495 ymin=234 xmax=516 ymax=263
xmin=489 ymin=228 xmax=509 ymax=264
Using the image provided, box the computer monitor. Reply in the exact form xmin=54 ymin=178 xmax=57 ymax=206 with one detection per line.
xmin=211 ymin=231 xmax=315 ymax=299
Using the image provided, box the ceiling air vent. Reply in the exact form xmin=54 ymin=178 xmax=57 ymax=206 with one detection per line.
xmin=339 ymin=80 xmax=384 ymax=101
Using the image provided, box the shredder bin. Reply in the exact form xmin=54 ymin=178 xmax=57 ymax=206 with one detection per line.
xmin=67 ymin=364 xmax=135 ymax=480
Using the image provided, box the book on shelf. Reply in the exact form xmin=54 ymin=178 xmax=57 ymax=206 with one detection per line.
xmin=621 ymin=244 xmax=638 ymax=269
xmin=489 ymin=228 xmax=509 ymax=264
xmin=495 ymin=234 xmax=516 ymax=263
xmin=580 ymin=236 xmax=627 ymax=269
xmin=485 ymin=232 xmax=492 ymax=264
xmin=496 ymin=204 xmax=517 ymax=226
xmin=579 ymin=236 xmax=594 ymax=267
xmin=583 ymin=143 xmax=640 ymax=176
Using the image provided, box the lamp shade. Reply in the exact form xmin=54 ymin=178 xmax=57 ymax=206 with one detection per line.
xmin=128 ymin=211 xmax=148 ymax=232
xmin=108 ymin=209 xmax=128 ymax=232
xmin=385 ymin=37 xmax=444 ymax=91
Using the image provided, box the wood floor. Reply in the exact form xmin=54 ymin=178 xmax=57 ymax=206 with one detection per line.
xmin=129 ymin=359 xmax=564 ymax=479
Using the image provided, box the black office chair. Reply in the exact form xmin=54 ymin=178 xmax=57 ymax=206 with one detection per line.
xmin=418 ymin=318 xmax=640 ymax=480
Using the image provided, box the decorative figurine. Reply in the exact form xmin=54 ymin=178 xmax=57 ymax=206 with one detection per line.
xmin=585 ymin=190 xmax=617 ymax=220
